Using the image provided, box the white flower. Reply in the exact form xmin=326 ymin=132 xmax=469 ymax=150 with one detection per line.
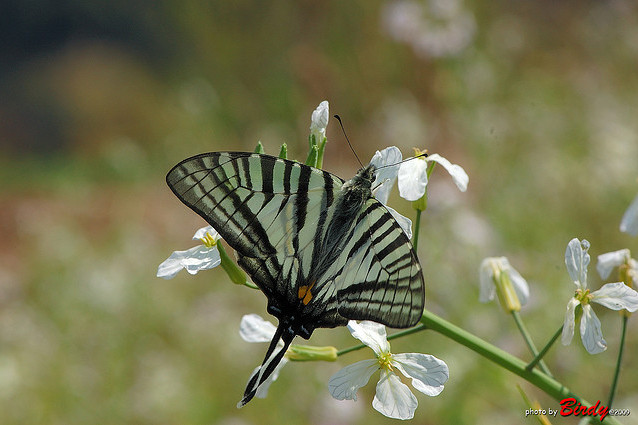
xmin=397 ymin=151 xmax=469 ymax=201
xmin=369 ymin=147 xmax=415 ymax=239
xmin=310 ymin=100 xmax=330 ymax=144
xmin=620 ymin=194 xmax=638 ymax=236
xmin=597 ymin=249 xmax=638 ymax=289
xmin=424 ymin=153 xmax=469 ymax=192
xmin=239 ymin=314 xmax=288 ymax=399
xmin=157 ymin=226 xmax=221 ymax=279
xmin=479 ymin=257 xmax=529 ymax=310
xmin=368 ymin=147 xmax=468 ymax=238
xmin=561 ymin=239 xmax=638 ymax=354
xmin=396 ymin=156 xmax=428 ymax=201
xmin=328 ymin=321 xmax=449 ymax=420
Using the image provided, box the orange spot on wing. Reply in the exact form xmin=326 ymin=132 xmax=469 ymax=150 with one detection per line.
xmin=298 ymin=281 xmax=316 ymax=305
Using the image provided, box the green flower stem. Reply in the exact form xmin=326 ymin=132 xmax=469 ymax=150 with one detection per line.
xmin=420 ymin=310 xmax=623 ymax=425
xmin=336 ymin=343 xmax=365 ymax=357
xmin=607 ymin=314 xmax=628 ymax=409
xmin=412 ymin=209 xmax=422 ymax=250
xmin=305 ymin=145 xmax=318 ymax=167
xmin=411 ymin=160 xmax=436 ymax=250
xmin=316 ymin=137 xmax=327 ymax=169
xmin=526 ymin=325 xmax=563 ymax=373
xmin=278 ymin=143 xmax=288 ymax=159
xmin=426 ymin=160 xmax=436 ymax=179
xmin=511 ymin=311 xmax=552 ymax=377
xmin=217 ymin=243 xmax=259 ymax=290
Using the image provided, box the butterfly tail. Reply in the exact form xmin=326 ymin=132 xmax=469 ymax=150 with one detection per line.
xmin=237 ymin=325 xmax=295 ymax=408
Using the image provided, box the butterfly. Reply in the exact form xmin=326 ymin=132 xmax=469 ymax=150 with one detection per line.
xmin=166 ymin=151 xmax=425 ymax=406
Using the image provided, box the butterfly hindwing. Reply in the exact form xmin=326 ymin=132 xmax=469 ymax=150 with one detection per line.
xmin=334 ymin=198 xmax=424 ymax=328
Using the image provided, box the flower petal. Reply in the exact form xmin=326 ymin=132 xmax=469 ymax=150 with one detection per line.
xmin=239 ymin=314 xmax=278 ymax=343
xmin=565 ymin=238 xmax=590 ymax=288
xmin=156 ymin=245 xmax=220 ymax=279
xmin=370 ymin=147 xmax=402 ymax=204
xmin=193 ymin=225 xmax=219 ymax=241
xmin=427 ymin=153 xmax=469 ymax=192
xmin=620 ymin=194 xmax=638 ymax=236
xmin=591 ymin=282 xmax=638 ymax=312
xmin=561 ymin=298 xmax=579 ymax=346
xmin=397 ymin=159 xmax=428 ymax=201
xmin=392 ymin=353 xmax=449 ymax=396
xmin=383 ymin=204 xmax=413 ymax=239
xmin=347 ymin=321 xmax=390 ymax=356
xmin=506 ymin=261 xmax=530 ymax=305
xmin=372 ymin=369 xmax=418 ymax=420
xmin=328 ymin=359 xmax=379 ymax=401
xmin=580 ymin=305 xmax=607 ymax=354
xmin=596 ymin=249 xmax=630 ymax=280
xmin=478 ymin=258 xmax=497 ymax=303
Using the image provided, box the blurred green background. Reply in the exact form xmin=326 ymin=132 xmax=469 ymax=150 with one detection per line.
xmin=1 ymin=1 xmax=638 ymax=424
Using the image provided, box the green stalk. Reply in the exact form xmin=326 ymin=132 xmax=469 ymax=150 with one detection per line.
xmin=526 ymin=325 xmax=563 ymax=373
xmin=316 ymin=137 xmax=327 ymax=169
xmin=511 ymin=311 xmax=552 ymax=376
xmin=412 ymin=209 xmax=422 ymax=250
xmin=607 ymin=315 xmax=628 ymax=409
xmin=419 ymin=310 xmax=623 ymax=425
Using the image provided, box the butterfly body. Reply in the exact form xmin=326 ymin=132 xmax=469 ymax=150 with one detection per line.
xmin=166 ymin=152 xmax=424 ymax=406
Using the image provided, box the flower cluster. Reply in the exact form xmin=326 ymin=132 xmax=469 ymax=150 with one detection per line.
xmin=382 ymin=0 xmax=476 ymax=59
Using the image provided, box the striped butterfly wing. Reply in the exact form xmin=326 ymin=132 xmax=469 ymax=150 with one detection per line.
xmin=331 ymin=197 xmax=424 ymax=328
xmin=166 ymin=151 xmax=424 ymax=405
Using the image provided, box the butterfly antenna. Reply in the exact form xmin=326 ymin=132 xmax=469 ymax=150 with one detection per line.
xmin=334 ymin=114 xmax=364 ymax=167
xmin=375 ymin=151 xmax=428 ymax=171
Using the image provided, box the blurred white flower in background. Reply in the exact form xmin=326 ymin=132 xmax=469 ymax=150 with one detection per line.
xmin=382 ymin=0 xmax=476 ymax=58
xmin=620 ymin=193 xmax=638 ymax=236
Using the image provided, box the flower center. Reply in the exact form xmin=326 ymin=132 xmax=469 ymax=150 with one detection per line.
xmin=200 ymin=232 xmax=218 ymax=248
xmin=575 ymin=288 xmax=593 ymax=305
xmin=377 ymin=352 xmax=394 ymax=371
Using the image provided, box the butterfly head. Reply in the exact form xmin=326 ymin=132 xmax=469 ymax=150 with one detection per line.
xmin=343 ymin=164 xmax=375 ymax=190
